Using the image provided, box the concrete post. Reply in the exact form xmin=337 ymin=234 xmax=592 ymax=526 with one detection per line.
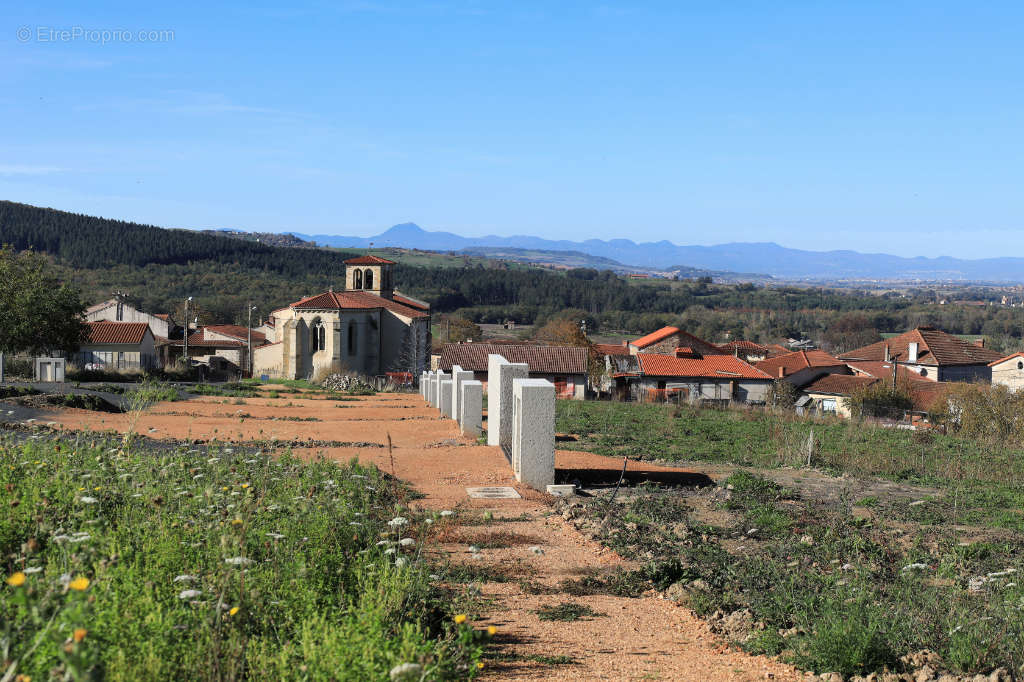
xmin=487 ymin=357 xmax=529 ymax=451
xmin=434 ymin=370 xmax=447 ymax=408
xmin=459 ymin=380 xmax=483 ymax=438
xmin=451 ymin=365 xmax=473 ymax=428
xmin=420 ymin=371 xmax=427 ymax=398
xmin=511 ymin=378 xmax=555 ymax=490
xmin=439 ymin=378 xmax=453 ymax=419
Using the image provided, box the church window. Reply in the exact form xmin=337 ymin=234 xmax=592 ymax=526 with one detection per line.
xmin=116 ymin=302 xmax=124 ymax=321
xmin=348 ymin=321 xmax=357 ymax=355
xmin=311 ymin=319 xmax=326 ymax=352
xmin=354 ymin=269 xmax=363 ymax=289
xmin=364 ymin=269 xmax=373 ymax=290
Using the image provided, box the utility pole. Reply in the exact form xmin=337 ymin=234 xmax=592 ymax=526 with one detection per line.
xmin=247 ymin=304 xmax=256 ymax=378
xmin=183 ymin=296 xmax=192 ymax=373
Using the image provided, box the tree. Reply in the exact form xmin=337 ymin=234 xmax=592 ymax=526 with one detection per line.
xmin=533 ymin=319 xmax=590 ymax=347
xmin=0 ymin=246 xmax=88 ymax=357
xmin=821 ymin=313 xmax=881 ymax=354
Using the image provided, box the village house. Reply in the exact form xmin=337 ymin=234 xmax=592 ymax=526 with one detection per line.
xmin=989 ymin=353 xmax=1024 ymax=391
xmin=799 ymin=360 xmax=947 ymax=418
xmin=85 ymin=298 xmax=176 ymax=341
xmin=718 ymin=340 xmax=790 ymax=363
xmin=438 ymin=342 xmax=588 ymax=399
xmin=610 ymin=351 xmax=773 ymax=403
xmin=627 ymin=326 xmax=723 ymax=357
xmin=840 ymin=327 xmax=1002 ymax=382
xmin=755 ymin=349 xmax=849 ymax=385
xmin=73 ymin=321 xmax=158 ymax=371
xmin=252 ymin=256 xmax=431 ymax=380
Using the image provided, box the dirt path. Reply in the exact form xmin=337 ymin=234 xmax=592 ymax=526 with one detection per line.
xmin=39 ymin=392 xmax=803 ymax=681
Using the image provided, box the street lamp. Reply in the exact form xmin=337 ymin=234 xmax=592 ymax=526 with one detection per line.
xmin=183 ymin=296 xmax=193 ymax=372
xmin=247 ymin=304 xmax=256 ymax=378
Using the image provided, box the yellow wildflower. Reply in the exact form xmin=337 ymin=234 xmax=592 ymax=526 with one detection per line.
xmin=73 ymin=628 xmax=87 ymax=643
xmin=241 ymin=483 xmax=250 ymax=489
xmin=229 ymin=606 xmax=240 ymax=616
xmin=94 ymin=486 xmax=101 ymax=491
xmin=222 ymin=486 xmax=229 ymax=491
xmin=78 ymin=487 xmax=85 ymax=491
xmin=68 ymin=576 xmax=90 ymax=591
xmin=477 ymin=662 xmax=485 ymax=670
xmin=231 ymin=519 xmax=243 ymax=526
xmin=453 ymin=614 xmax=467 ymax=625
xmin=487 ymin=625 xmax=497 ymax=636
xmin=6 ymin=572 xmax=26 ymax=587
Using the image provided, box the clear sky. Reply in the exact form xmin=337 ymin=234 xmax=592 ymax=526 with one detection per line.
xmin=2 ymin=2 xmax=1023 ymax=258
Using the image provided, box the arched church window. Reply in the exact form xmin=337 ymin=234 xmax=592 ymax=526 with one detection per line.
xmin=354 ymin=269 xmax=363 ymax=289
xmin=348 ymin=321 xmax=357 ymax=355
xmin=311 ymin=319 xmax=326 ymax=353
xmin=364 ymin=269 xmax=373 ymax=290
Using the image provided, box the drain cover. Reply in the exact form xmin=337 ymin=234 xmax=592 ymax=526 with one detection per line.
xmin=466 ymin=486 xmax=521 ymax=499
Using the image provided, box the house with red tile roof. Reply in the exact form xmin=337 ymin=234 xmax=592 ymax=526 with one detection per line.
xmin=439 ymin=342 xmax=588 ymax=399
xmin=252 ymin=256 xmax=430 ymax=380
xmin=989 ymin=352 xmax=1024 ymax=391
xmin=85 ymin=298 xmax=176 ymax=340
xmin=755 ymin=349 xmax=849 ymax=389
xmin=839 ymin=327 xmax=1002 ymax=382
xmin=73 ymin=322 xmax=157 ymax=371
xmin=801 ymin=364 xmax=947 ymax=418
xmin=609 ymin=349 xmax=772 ymax=403
xmin=627 ymin=326 xmax=722 ymax=357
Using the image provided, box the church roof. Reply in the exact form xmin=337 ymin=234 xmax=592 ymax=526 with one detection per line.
xmin=289 ymin=290 xmax=429 ymax=318
xmin=343 ymin=255 xmax=396 ymax=265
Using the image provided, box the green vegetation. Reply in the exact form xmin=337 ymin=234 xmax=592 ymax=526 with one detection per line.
xmin=127 ymin=380 xmax=182 ymax=403
xmin=0 ymin=433 xmax=488 ymax=680
xmin=44 ymin=393 xmax=122 ymax=412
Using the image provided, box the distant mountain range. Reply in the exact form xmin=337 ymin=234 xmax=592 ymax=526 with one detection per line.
xmin=289 ymin=223 xmax=1024 ymax=281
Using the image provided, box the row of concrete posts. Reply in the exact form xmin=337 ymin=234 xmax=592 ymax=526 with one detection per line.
xmin=421 ymin=355 xmax=555 ymax=490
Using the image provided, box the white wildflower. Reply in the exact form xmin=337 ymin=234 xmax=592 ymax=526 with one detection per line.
xmin=23 ymin=566 xmax=43 ymax=574
xmin=224 ymin=557 xmax=253 ymax=566
xmin=902 ymin=563 xmax=928 ymax=572
xmin=529 ymin=545 xmax=545 ymax=555
xmin=173 ymin=575 xmax=198 ymax=583
xmin=439 ymin=510 xmax=454 ymax=517
xmin=69 ymin=535 xmax=91 ymax=543
xmin=178 ymin=589 xmax=202 ymax=599
xmin=266 ymin=532 xmax=285 ymax=540
xmin=399 ymin=538 xmax=415 ymax=547
xmin=79 ymin=496 xmax=99 ymax=504
xmin=468 ymin=545 xmax=481 ymax=553
xmin=388 ymin=517 xmax=409 ymax=528
xmin=395 ymin=557 xmax=408 ymax=568
xmin=384 ymin=548 xmax=397 ymax=555
xmin=424 ymin=518 xmax=434 ymax=525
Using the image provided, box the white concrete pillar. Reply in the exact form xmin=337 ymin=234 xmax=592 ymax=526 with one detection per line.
xmin=439 ymin=378 xmax=453 ymax=418
xmin=451 ymin=365 xmax=473 ymax=427
xmin=511 ymin=378 xmax=555 ymax=490
xmin=487 ymin=356 xmax=529 ymax=450
xmin=460 ymin=380 xmax=483 ymax=438
xmin=434 ymin=370 xmax=447 ymax=408
xmin=420 ymin=371 xmax=428 ymax=399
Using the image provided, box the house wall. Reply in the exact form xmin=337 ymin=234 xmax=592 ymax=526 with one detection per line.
xmin=252 ymin=343 xmax=283 ymax=377
xmin=633 ymin=377 xmax=770 ymax=403
xmin=75 ymin=334 xmax=157 ymax=370
xmin=937 ymin=364 xmax=991 ymax=383
xmin=631 ymin=332 xmax=688 ymax=356
xmin=992 ymin=360 xmax=1024 ymax=391
xmin=806 ymin=392 xmax=853 ymax=418
xmin=86 ymin=303 xmax=170 ymax=339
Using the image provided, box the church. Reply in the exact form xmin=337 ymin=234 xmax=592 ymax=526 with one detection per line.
xmin=252 ymin=255 xmax=431 ymax=380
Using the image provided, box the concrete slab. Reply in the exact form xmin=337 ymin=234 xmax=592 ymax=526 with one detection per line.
xmin=511 ymin=378 xmax=555 ymax=490
xmin=466 ymin=486 xmax=522 ymax=499
xmin=487 ymin=355 xmax=528 ymax=450
xmin=459 ymin=380 xmax=483 ymax=438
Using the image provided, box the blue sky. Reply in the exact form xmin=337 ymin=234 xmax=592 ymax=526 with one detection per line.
xmin=2 ymin=1 xmax=1023 ymax=258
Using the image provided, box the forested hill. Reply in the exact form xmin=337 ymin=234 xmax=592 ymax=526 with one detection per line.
xmin=0 ymin=200 xmax=357 ymax=277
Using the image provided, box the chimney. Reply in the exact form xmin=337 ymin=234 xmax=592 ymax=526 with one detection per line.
xmin=974 ymin=338 xmax=985 ymax=348
xmin=908 ymin=342 xmax=919 ymax=363
xmin=884 ymin=344 xmax=890 ymax=362
xmin=778 ymin=367 xmax=786 ymax=378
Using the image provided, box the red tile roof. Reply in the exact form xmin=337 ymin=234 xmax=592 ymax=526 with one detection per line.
xmin=84 ymin=321 xmax=151 ymax=345
xmin=802 ymin=373 xmax=878 ymax=395
xmin=719 ymin=340 xmax=767 ymax=352
xmin=989 ymin=352 xmax=1024 ymax=367
xmin=343 ymin=255 xmax=396 ymax=265
xmin=392 ymin=293 xmax=430 ymax=310
xmin=756 ymin=350 xmax=844 ymax=377
xmin=180 ymin=331 xmax=245 ymax=348
xmin=154 ymin=313 xmax=171 ymax=321
xmin=845 ymin=361 xmax=935 ymax=384
xmin=840 ymin=328 xmax=1002 ymax=366
xmin=637 ymin=353 xmax=771 ymax=380
xmin=289 ymin=290 xmax=428 ymax=318
xmin=630 ymin=326 xmax=722 ymax=355
xmin=593 ymin=343 xmax=630 ymax=356
xmin=439 ymin=343 xmax=588 ymax=374
xmin=203 ymin=325 xmax=267 ymax=344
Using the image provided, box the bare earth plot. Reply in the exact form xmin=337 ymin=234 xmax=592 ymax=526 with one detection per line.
xmin=29 ymin=392 xmax=802 ymax=681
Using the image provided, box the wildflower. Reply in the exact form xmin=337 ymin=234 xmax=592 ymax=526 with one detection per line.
xmin=23 ymin=567 xmax=43 ymax=575
xmin=173 ymin=575 xmax=197 ymax=583
xmin=266 ymin=532 xmax=285 ymax=540
xmin=487 ymin=625 xmax=497 ymax=636
xmin=73 ymin=628 xmax=87 ymax=643
xmin=178 ymin=589 xmax=202 ymax=599
xmin=902 ymin=563 xmax=928 ymax=572
xmin=79 ymin=496 xmax=99 ymax=504
xmin=389 ymin=663 xmax=422 ymax=681
xmin=231 ymin=519 xmax=243 ymax=526
xmin=224 ymin=557 xmax=253 ymax=566
xmin=229 ymin=606 xmax=240 ymax=616
xmin=468 ymin=545 xmax=481 ymax=553
xmin=241 ymin=483 xmax=250 ymax=489
xmin=424 ymin=518 xmax=434 ymax=525
xmin=395 ymin=557 xmax=408 ymax=568
xmin=454 ymin=613 xmax=467 ymax=625
xmin=477 ymin=662 xmax=485 ymax=670
xmin=388 ymin=517 xmax=408 ymax=528
xmin=439 ymin=510 xmax=454 ymax=517
xmin=399 ymin=538 xmax=415 ymax=547
xmin=68 ymin=576 xmax=90 ymax=591
xmin=529 ymin=546 xmax=544 ymax=555
xmin=7 ymin=572 xmax=26 ymax=587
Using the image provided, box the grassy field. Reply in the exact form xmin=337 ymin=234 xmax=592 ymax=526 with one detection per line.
xmin=555 ymin=401 xmax=1024 ymax=677
xmin=1 ymin=431 xmax=487 ymax=680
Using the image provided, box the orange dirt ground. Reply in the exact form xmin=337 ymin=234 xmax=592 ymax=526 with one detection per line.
xmin=46 ymin=391 xmax=802 ymax=681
